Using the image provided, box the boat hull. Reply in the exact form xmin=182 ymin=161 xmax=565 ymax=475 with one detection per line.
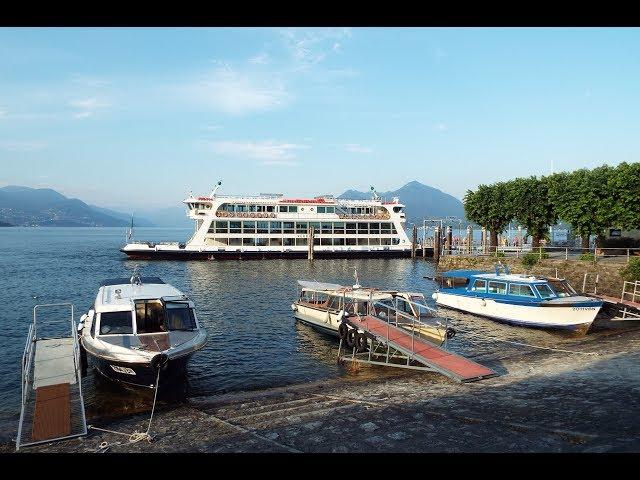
xmin=434 ymin=292 xmax=598 ymax=332
xmin=88 ymin=351 xmax=193 ymax=389
xmin=121 ymin=247 xmax=416 ymax=260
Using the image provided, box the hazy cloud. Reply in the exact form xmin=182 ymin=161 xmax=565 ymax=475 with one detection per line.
xmin=210 ymin=140 xmax=308 ymax=161
xmin=70 ymin=97 xmax=110 ymax=118
xmin=346 ymin=143 xmax=373 ymax=154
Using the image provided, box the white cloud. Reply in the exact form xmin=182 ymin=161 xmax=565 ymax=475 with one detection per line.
xmin=278 ymin=28 xmax=352 ymax=69
xmin=70 ymin=97 xmax=110 ymax=118
xmin=210 ymin=140 xmax=308 ymax=161
xmin=249 ymin=53 xmax=269 ymax=65
xmin=186 ymin=67 xmax=288 ymax=115
xmin=0 ymin=140 xmax=47 ymax=151
xmin=346 ymin=143 xmax=373 ymax=154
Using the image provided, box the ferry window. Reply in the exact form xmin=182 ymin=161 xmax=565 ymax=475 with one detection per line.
xmin=357 ymin=238 xmax=368 ymax=246
xmin=471 ymin=279 xmax=487 ymax=292
xmin=321 ymin=222 xmax=332 ymax=234
xmin=270 ymin=238 xmax=282 ymax=246
xmin=321 ymin=237 xmax=333 ymax=245
xmin=256 ymin=238 xmax=268 ymax=246
xmin=249 ymin=205 xmax=257 ymax=212
xmin=279 ymin=206 xmax=288 ymax=212
xmin=535 ymin=284 xmax=556 ymax=299
xmin=135 ymin=301 xmax=166 ymax=334
xmin=326 ymin=207 xmax=335 ymax=214
xmin=296 ymin=222 xmax=308 ymax=233
xmin=392 ymin=238 xmax=400 ymax=245
xmin=487 ymin=281 xmax=507 ymax=295
xmin=392 ymin=226 xmax=398 ymax=234
xmin=266 ymin=206 xmax=274 ymax=212
xmin=370 ymin=223 xmax=380 ymax=234
xmin=229 ymin=238 xmax=242 ymax=246
xmin=346 ymin=223 xmax=357 ymax=234
xmin=296 ymin=238 xmax=308 ymax=246
xmin=283 ymin=222 xmax=295 ymax=233
xmin=357 ymin=223 xmax=368 ymax=234
xmin=381 ymin=223 xmax=392 ymax=233
xmin=215 ymin=221 xmax=228 ymax=233
xmin=396 ymin=299 xmax=413 ymax=315
xmin=243 ymin=221 xmax=256 ymax=233
xmin=165 ymin=303 xmax=196 ymax=331
xmin=283 ymin=238 xmax=295 ymax=246
xmin=229 ymin=221 xmax=241 ymax=233
xmin=257 ymin=221 xmax=269 ymax=234
xmin=309 ymin=221 xmax=320 ymax=232
xmin=327 ymin=296 xmax=341 ymax=310
xmin=381 ymin=238 xmax=391 ymax=245
xmin=237 ymin=205 xmax=247 ymax=212
xmin=289 ymin=206 xmax=298 ymax=213
xmin=334 ymin=222 xmax=345 ymax=234
xmin=334 ymin=238 xmax=345 ymax=245
xmin=393 ymin=206 xmax=404 ymax=213
xmin=509 ymin=284 xmax=536 ymax=298
xmin=369 ymin=238 xmax=381 ymax=245
xmin=317 ymin=206 xmax=326 ymax=213
xmin=270 ymin=221 xmax=282 ymax=233
xmin=243 ymin=238 xmax=255 ymax=246
xmin=346 ymin=238 xmax=357 ymax=245
xmin=99 ymin=311 xmax=133 ymax=335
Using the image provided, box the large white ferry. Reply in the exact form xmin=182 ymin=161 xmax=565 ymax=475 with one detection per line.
xmin=121 ymin=184 xmax=413 ymax=259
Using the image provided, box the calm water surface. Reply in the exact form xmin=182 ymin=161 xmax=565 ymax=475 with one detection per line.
xmin=0 ymin=227 xmax=578 ymax=440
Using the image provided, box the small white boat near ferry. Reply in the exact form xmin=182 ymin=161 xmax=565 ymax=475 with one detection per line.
xmin=432 ymin=264 xmax=603 ymax=334
xmin=78 ymin=272 xmax=207 ymax=388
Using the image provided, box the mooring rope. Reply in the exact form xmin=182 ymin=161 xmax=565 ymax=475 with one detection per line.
xmin=87 ymin=367 xmax=162 ymax=452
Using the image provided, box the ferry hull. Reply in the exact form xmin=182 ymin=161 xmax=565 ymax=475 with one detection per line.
xmin=121 ymin=248 xmax=415 ymax=260
xmin=434 ymin=292 xmax=598 ymax=332
xmin=293 ymin=304 xmax=342 ymax=336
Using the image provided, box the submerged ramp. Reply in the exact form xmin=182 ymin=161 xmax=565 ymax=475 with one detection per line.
xmin=16 ymin=304 xmax=87 ymax=450
xmin=346 ymin=314 xmax=496 ymax=383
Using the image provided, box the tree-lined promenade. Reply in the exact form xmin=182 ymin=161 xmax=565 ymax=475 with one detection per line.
xmin=463 ymin=162 xmax=640 ymax=249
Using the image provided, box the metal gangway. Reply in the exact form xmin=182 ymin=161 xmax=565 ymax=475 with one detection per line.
xmin=16 ymin=303 xmax=87 ymax=450
xmin=337 ymin=296 xmax=496 ymax=383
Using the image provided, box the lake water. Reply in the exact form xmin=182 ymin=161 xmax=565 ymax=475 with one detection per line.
xmin=0 ymin=227 xmax=580 ymax=441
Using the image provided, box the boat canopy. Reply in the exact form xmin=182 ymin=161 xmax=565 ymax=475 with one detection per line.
xmin=297 ymin=280 xmax=345 ymax=291
xmin=440 ymin=270 xmax=486 ymax=279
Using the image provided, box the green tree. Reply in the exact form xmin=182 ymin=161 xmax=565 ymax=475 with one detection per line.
xmin=464 ymin=182 xmax=514 ymax=248
xmin=548 ymin=166 xmax=617 ymax=250
xmin=508 ymin=176 xmax=558 ymax=248
xmin=609 ymin=162 xmax=640 ymax=231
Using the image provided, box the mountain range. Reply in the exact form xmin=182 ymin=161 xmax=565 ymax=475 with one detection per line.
xmin=0 ymin=181 xmax=465 ymax=227
xmin=339 ymin=181 xmax=465 ymax=225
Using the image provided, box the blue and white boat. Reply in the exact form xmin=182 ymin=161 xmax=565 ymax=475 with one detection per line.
xmin=431 ymin=264 xmax=603 ymax=333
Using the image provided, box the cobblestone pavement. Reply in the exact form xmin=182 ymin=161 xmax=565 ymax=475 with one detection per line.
xmin=6 ymin=326 xmax=640 ymax=453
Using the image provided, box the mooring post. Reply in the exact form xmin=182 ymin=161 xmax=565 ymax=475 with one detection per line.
xmin=481 ymin=227 xmax=487 ymax=254
xmin=307 ymin=227 xmax=314 ymax=261
xmin=422 ymin=220 xmax=427 ymax=258
xmin=411 ymin=225 xmax=417 ymax=258
xmin=445 ymin=226 xmax=452 ymax=255
xmin=466 ymin=225 xmax=473 ymax=255
xmin=433 ymin=226 xmax=441 ymax=264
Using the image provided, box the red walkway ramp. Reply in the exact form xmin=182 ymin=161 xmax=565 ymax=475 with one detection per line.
xmin=344 ymin=314 xmax=496 ymax=383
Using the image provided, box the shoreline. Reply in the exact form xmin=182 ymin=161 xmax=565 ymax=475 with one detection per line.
xmin=6 ymin=321 xmax=640 ymax=453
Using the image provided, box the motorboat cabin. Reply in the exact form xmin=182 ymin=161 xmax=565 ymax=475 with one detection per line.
xmin=78 ymin=274 xmax=207 ymax=388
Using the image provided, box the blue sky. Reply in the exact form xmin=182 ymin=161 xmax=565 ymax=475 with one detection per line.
xmin=1 ymin=27 xmax=639 ymax=209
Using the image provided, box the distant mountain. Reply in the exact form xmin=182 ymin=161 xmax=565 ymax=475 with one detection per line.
xmin=338 ymin=181 xmax=466 ymax=225
xmin=0 ymin=186 xmax=153 ymax=227
xmin=88 ymin=205 xmax=155 ymax=227
xmin=0 ymin=221 xmax=13 ymax=227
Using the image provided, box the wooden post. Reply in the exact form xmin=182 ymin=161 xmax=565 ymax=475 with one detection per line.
xmin=422 ymin=220 xmax=427 ymax=259
xmin=466 ymin=225 xmax=473 ymax=254
xmin=433 ymin=226 xmax=440 ymax=264
xmin=481 ymin=227 xmax=487 ymax=254
xmin=445 ymin=226 xmax=452 ymax=255
xmin=307 ymin=227 xmax=314 ymax=261
xmin=411 ymin=224 xmax=417 ymax=258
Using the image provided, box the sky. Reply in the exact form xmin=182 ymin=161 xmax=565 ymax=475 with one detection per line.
xmin=1 ymin=27 xmax=639 ymax=210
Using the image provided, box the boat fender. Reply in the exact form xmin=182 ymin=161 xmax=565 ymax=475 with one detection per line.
xmin=291 ymin=304 xmax=297 ymax=311
xmin=346 ymin=328 xmax=357 ymax=348
xmin=338 ymin=322 xmax=349 ymax=340
xmin=355 ymin=332 xmax=368 ymax=352
xmin=431 ymin=292 xmax=438 ymax=301
xmin=481 ymin=298 xmax=486 ymax=307
xmin=151 ymin=353 xmax=169 ymax=370
xmin=445 ymin=327 xmax=456 ymax=340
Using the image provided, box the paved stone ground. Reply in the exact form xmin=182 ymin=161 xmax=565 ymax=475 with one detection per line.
xmin=6 ymin=323 xmax=640 ymax=454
